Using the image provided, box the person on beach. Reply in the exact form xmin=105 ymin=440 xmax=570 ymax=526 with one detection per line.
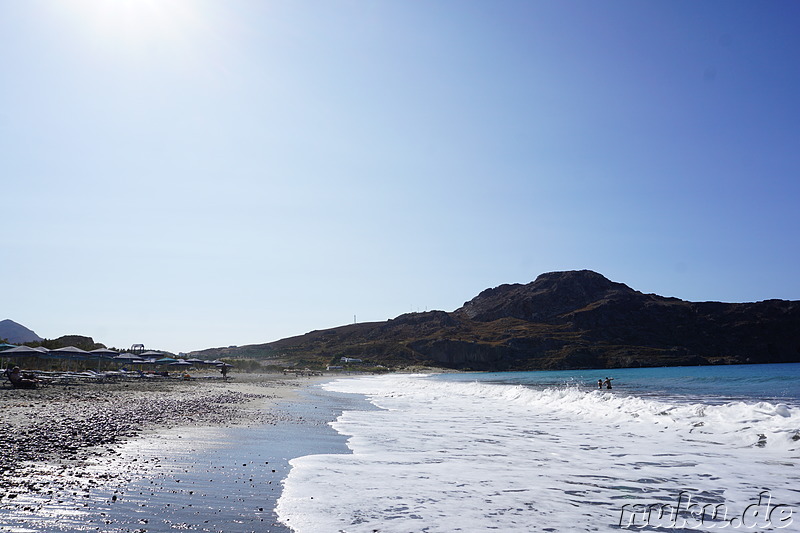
xmin=220 ymin=365 xmax=229 ymax=380
xmin=7 ymin=366 xmax=38 ymax=389
xmin=603 ymin=377 xmax=614 ymax=390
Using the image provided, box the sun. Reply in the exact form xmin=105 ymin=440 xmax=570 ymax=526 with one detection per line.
xmin=57 ymin=0 xmax=206 ymax=54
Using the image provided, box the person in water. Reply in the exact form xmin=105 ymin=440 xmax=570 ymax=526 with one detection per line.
xmin=598 ymin=379 xmax=603 ymax=389
xmin=603 ymin=377 xmax=614 ymax=390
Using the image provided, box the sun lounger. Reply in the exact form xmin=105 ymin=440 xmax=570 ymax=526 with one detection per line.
xmin=4 ymin=368 xmax=38 ymax=389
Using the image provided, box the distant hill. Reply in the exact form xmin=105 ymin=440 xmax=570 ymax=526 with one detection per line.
xmin=0 ymin=320 xmax=108 ymax=351
xmin=0 ymin=319 xmax=43 ymax=344
xmin=192 ymin=270 xmax=800 ymax=371
xmin=39 ymin=335 xmax=105 ymax=351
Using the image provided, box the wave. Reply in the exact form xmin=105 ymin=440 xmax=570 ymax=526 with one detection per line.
xmin=277 ymin=374 xmax=800 ymax=532
xmin=324 ymin=374 xmax=800 ymax=450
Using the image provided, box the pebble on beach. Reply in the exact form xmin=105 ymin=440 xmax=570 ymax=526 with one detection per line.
xmin=0 ymin=375 xmax=294 ymax=510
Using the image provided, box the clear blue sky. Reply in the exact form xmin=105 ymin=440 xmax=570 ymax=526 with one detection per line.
xmin=2 ymin=1 xmax=798 ymax=353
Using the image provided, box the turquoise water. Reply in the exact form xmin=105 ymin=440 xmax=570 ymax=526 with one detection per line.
xmin=432 ymin=362 xmax=800 ymax=405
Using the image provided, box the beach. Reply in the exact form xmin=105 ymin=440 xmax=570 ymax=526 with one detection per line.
xmin=4 ymin=365 xmax=798 ymax=532
xmin=0 ymin=372 xmax=342 ymax=533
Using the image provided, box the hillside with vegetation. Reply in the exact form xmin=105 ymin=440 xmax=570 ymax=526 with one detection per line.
xmin=192 ymin=270 xmax=800 ymax=371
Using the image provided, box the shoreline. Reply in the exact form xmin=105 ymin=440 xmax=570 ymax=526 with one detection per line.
xmin=0 ymin=372 xmax=335 ymax=530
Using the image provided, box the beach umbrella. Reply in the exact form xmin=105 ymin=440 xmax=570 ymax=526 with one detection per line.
xmin=2 ymin=345 xmax=48 ymax=367
xmin=44 ymin=346 xmax=91 ymax=371
xmin=155 ymin=357 xmax=177 ymax=364
xmin=1 ymin=345 xmax=37 ymax=368
xmin=0 ymin=343 xmax=16 ymax=366
xmin=90 ymin=348 xmax=118 ymax=357
xmin=49 ymin=346 xmax=91 ymax=360
xmin=140 ymin=351 xmax=163 ymax=358
xmin=1 ymin=345 xmax=42 ymax=357
xmin=89 ymin=348 xmax=117 ymax=369
xmin=49 ymin=347 xmax=91 ymax=370
xmin=169 ymin=360 xmax=191 ymax=366
xmin=113 ymin=353 xmax=142 ymax=368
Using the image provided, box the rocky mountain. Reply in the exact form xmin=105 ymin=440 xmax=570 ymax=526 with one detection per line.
xmin=459 ymin=270 xmax=637 ymax=322
xmin=195 ymin=271 xmax=800 ymax=371
xmin=0 ymin=319 xmax=43 ymax=344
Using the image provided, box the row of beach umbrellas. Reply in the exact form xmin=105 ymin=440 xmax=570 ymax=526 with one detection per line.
xmin=0 ymin=344 xmax=231 ymax=367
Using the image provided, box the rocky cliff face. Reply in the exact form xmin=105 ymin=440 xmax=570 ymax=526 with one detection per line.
xmin=209 ymin=271 xmax=800 ymax=371
xmin=458 ymin=270 xmax=639 ymax=322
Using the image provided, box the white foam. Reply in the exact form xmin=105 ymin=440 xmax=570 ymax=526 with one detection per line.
xmin=276 ymin=374 xmax=800 ymax=532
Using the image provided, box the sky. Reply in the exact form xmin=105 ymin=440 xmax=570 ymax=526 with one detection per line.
xmin=2 ymin=0 xmax=799 ymax=354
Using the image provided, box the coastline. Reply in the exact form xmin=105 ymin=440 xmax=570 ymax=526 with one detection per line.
xmin=0 ymin=372 xmax=339 ymax=532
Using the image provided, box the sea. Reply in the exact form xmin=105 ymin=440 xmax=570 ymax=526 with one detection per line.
xmin=276 ymin=363 xmax=800 ymax=532
xmin=3 ymin=364 xmax=798 ymax=532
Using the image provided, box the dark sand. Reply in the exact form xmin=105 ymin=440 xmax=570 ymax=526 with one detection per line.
xmin=0 ymin=372 xmax=341 ymax=532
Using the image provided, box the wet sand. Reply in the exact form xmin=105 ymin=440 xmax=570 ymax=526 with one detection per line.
xmin=0 ymin=372 xmax=335 ymax=532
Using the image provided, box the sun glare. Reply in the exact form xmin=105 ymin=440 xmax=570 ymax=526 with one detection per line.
xmin=59 ymin=0 xmax=207 ymax=54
